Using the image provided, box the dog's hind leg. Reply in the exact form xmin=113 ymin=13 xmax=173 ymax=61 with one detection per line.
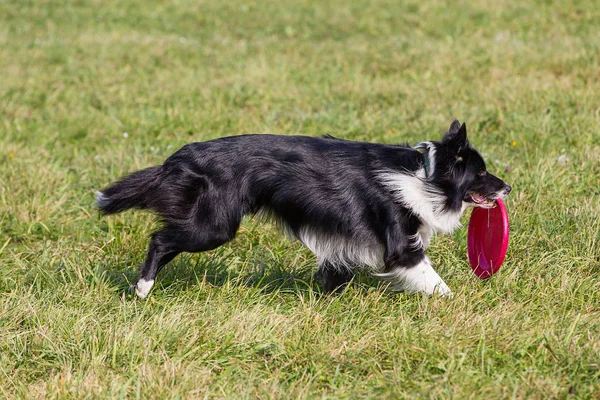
xmin=317 ymin=261 xmax=354 ymax=293
xmin=134 ymin=229 xmax=181 ymax=299
xmin=134 ymin=219 xmax=241 ymax=299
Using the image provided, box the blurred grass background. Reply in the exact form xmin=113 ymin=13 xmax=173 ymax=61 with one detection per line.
xmin=1 ymin=0 xmax=599 ymax=398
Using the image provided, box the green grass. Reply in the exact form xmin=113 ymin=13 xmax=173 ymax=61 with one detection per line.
xmin=1 ymin=0 xmax=600 ymax=398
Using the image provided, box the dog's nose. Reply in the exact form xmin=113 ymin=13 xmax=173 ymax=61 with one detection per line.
xmin=504 ymin=184 xmax=512 ymax=194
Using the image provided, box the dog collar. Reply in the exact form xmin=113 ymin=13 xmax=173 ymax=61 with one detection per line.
xmin=415 ymin=142 xmax=432 ymax=179
xmin=423 ymin=154 xmax=430 ymax=178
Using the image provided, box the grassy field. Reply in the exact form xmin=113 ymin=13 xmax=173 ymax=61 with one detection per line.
xmin=1 ymin=0 xmax=600 ymax=398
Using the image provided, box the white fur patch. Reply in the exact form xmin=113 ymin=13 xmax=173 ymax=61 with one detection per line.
xmin=418 ymin=223 xmax=434 ymax=249
xmin=95 ymin=191 xmax=108 ymax=208
xmin=295 ymin=227 xmax=384 ymax=270
xmin=376 ymin=257 xmax=452 ymax=296
xmin=377 ymin=171 xmax=464 ymax=234
xmin=135 ymin=279 xmax=154 ymax=299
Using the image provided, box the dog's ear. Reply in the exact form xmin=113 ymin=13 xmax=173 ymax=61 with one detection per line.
xmin=449 ymin=120 xmax=461 ymax=135
xmin=442 ymin=120 xmax=467 ymax=149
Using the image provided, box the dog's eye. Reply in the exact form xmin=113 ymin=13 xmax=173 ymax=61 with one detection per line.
xmin=478 ymin=170 xmax=487 ymax=177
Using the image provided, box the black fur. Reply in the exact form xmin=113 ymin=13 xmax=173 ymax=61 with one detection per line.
xmin=97 ymin=120 xmax=511 ymax=296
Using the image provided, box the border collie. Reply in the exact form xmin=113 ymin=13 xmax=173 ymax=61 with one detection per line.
xmin=96 ymin=120 xmax=511 ymax=298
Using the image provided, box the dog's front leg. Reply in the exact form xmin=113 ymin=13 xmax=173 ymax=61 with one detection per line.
xmin=377 ymin=227 xmax=452 ymax=296
xmin=390 ymin=255 xmax=452 ymax=296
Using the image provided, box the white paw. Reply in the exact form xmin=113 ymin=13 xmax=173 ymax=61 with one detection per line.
xmin=134 ymin=279 xmax=154 ymax=299
xmin=379 ymin=257 xmax=453 ymax=297
xmin=432 ymin=280 xmax=453 ymax=297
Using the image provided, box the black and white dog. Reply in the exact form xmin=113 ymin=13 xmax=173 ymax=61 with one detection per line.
xmin=97 ymin=120 xmax=511 ymax=298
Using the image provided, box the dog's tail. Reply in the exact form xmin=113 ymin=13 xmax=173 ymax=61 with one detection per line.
xmin=96 ymin=165 xmax=163 ymax=215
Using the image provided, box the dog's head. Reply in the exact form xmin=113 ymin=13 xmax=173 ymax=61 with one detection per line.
xmin=431 ymin=120 xmax=511 ymax=209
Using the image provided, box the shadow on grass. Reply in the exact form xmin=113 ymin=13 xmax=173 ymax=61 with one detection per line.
xmin=98 ymin=247 xmax=383 ymax=299
xmin=99 ymin=247 xmax=318 ymax=297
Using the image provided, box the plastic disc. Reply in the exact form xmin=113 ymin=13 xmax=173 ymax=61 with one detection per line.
xmin=467 ymin=198 xmax=509 ymax=279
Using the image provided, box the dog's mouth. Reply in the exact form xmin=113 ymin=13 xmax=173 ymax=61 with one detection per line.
xmin=470 ymin=193 xmax=496 ymax=209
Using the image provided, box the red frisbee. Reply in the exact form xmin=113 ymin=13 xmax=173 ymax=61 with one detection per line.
xmin=467 ymin=198 xmax=509 ymax=279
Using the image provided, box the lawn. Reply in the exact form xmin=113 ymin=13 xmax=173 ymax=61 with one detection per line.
xmin=1 ymin=0 xmax=599 ymax=398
